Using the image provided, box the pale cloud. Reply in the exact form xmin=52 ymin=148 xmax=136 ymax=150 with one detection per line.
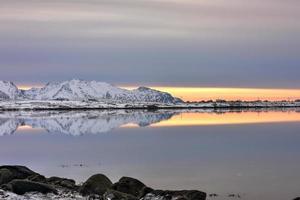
xmin=0 ymin=0 xmax=299 ymax=39
xmin=0 ymin=0 xmax=299 ymax=87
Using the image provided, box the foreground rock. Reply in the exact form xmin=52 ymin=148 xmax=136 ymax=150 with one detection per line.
xmin=0 ymin=165 xmax=206 ymax=200
xmin=79 ymin=174 xmax=113 ymax=196
xmin=2 ymin=180 xmax=57 ymax=195
xmin=112 ymin=177 xmax=151 ymax=198
xmin=47 ymin=176 xmax=77 ymax=190
xmin=104 ymin=189 xmax=138 ymax=200
xmin=0 ymin=166 xmax=38 ymax=185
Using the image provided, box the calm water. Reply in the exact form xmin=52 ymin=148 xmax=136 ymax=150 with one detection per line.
xmin=0 ymin=109 xmax=300 ymax=200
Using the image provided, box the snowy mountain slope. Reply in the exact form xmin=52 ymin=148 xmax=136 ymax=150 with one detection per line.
xmin=131 ymin=86 xmax=182 ymax=104
xmin=0 ymin=81 xmax=19 ymax=100
xmin=20 ymin=79 xmax=182 ymax=103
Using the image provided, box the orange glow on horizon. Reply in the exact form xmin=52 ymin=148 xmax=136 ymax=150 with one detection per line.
xmin=17 ymin=84 xmax=43 ymax=90
xmin=123 ymin=86 xmax=300 ymax=101
xmin=16 ymin=84 xmax=300 ymax=101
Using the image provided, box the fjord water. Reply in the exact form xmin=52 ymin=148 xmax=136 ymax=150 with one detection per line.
xmin=0 ymin=109 xmax=300 ymax=200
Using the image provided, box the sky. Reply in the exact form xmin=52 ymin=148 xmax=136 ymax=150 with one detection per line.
xmin=0 ymin=0 xmax=300 ymax=99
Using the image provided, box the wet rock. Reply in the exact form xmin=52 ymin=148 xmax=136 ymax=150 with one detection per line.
xmin=149 ymin=190 xmax=206 ymax=200
xmin=79 ymin=174 xmax=112 ymax=196
xmin=103 ymin=189 xmax=138 ymax=200
xmin=27 ymin=174 xmax=47 ymax=183
xmin=176 ymin=198 xmax=188 ymax=200
xmin=112 ymin=177 xmax=148 ymax=197
xmin=181 ymin=190 xmax=206 ymax=200
xmin=47 ymin=176 xmax=77 ymax=190
xmin=0 ymin=166 xmax=38 ymax=185
xmin=0 ymin=165 xmax=207 ymax=200
xmin=140 ymin=186 xmax=154 ymax=198
xmin=0 ymin=169 xmax=13 ymax=185
xmin=3 ymin=179 xmax=57 ymax=195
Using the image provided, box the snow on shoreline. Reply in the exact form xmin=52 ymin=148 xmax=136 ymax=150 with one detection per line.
xmin=0 ymin=99 xmax=299 ymax=111
xmin=0 ymin=189 xmax=85 ymax=200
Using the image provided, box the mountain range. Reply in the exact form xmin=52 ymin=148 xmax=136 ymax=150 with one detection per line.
xmin=0 ymin=80 xmax=182 ymax=104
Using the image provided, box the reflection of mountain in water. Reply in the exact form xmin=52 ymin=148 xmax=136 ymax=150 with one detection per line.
xmin=0 ymin=110 xmax=177 ymax=136
xmin=1 ymin=108 xmax=299 ymax=136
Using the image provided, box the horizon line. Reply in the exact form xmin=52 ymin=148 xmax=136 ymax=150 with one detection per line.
xmin=14 ymin=82 xmax=300 ymax=102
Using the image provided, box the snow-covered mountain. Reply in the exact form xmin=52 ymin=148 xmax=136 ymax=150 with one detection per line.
xmin=0 ymin=79 xmax=182 ymax=103
xmin=0 ymin=81 xmax=19 ymax=100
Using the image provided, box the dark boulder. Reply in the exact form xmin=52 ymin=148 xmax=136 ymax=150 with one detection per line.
xmin=27 ymin=174 xmax=47 ymax=183
xmin=79 ymin=174 xmax=112 ymax=196
xmin=0 ymin=169 xmax=13 ymax=185
xmin=0 ymin=166 xmax=38 ymax=185
xmin=112 ymin=177 xmax=148 ymax=197
xmin=3 ymin=179 xmax=57 ymax=195
xmin=103 ymin=189 xmax=138 ymax=200
xmin=184 ymin=190 xmax=207 ymax=200
xmin=47 ymin=176 xmax=77 ymax=190
xmin=139 ymin=186 xmax=154 ymax=198
xmin=150 ymin=190 xmax=206 ymax=200
xmin=293 ymin=198 xmax=300 ymax=200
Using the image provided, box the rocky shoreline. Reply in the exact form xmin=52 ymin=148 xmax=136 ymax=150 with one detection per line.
xmin=1 ymin=166 xmax=299 ymax=200
xmin=0 ymin=166 xmax=206 ymax=200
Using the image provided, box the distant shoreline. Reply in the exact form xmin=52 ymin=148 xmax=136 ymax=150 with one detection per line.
xmin=0 ymin=100 xmax=300 ymax=111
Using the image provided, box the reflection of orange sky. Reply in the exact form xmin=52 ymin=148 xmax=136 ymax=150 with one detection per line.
xmin=123 ymin=87 xmax=300 ymax=101
xmin=151 ymin=112 xmax=300 ymax=127
xmin=121 ymin=111 xmax=300 ymax=128
xmin=17 ymin=125 xmax=33 ymax=130
xmin=17 ymin=125 xmax=44 ymax=133
xmin=12 ymin=111 xmax=300 ymax=131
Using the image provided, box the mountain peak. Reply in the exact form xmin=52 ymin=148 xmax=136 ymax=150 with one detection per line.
xmin=0 ymin=81 xmax=19 ymax=100
xmin=0 ymin=80 xmax=182 ymax=103
xmin=137 ymin=86 xmax=152 ymax=91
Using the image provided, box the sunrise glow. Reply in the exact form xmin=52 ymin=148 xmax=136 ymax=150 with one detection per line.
xmin=123 ymin=86 xmax=300 ymax=101
xmin=16 ymin=84 xmax=300 ymax=101
xmin=17 ymin=84 xmax=43 ymax=90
